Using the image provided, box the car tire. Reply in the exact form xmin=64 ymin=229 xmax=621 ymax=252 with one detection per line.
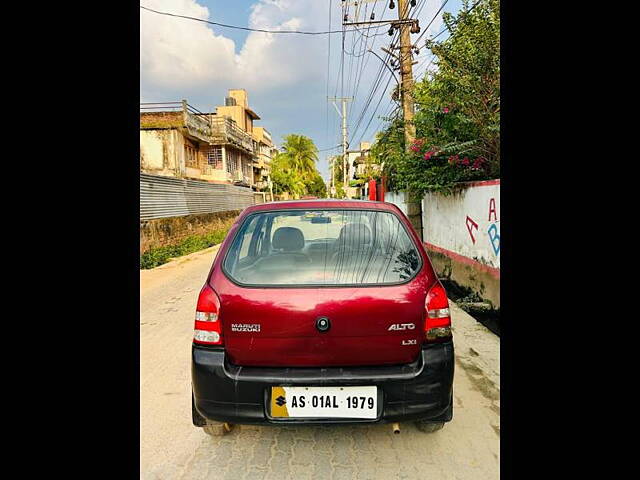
xmin=415 ymin=421 xmax=445 ymax=433
xmin=193 ymin=392 xmax=237 ymax=435
xmin=192 ymin=394 xmax=206 ymax=427
xmin=203 ymin=420 xmax=236 ymax=436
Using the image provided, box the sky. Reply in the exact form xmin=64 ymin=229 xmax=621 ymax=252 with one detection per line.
xmin=140 ymin=0 xmax=463 ymax=179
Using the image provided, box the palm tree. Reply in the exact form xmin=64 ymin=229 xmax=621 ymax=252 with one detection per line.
xmin=281 ymin=134 xmax=318 ymax=177
xmin=271 ymin=152 xmax=306 ymax=198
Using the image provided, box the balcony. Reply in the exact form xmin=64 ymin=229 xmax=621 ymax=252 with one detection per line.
xmin=140 ymin=101 xmax=255 ymax=155
xmin=140 ymin=101 xmax=212 ymax=144
xmin=211 ymin=117 xmax=255 ymax=155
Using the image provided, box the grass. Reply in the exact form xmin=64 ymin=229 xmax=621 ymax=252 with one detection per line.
xmin=140 ymin=217 xmax=234 ymax=269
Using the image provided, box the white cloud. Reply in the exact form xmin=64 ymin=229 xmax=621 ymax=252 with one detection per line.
xmin=140 ymin=0 xmax=329 ymax=105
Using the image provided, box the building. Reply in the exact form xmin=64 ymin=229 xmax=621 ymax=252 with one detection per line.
xmin=252 ymin=126 xmax=277 ymax=191
xmin=348 ymin=141 xmax=374 ymax=178
xmin=139 ymin=89 xmax=274 ymax=190
xmin=345 ymin=141 xmax=378 ymax=198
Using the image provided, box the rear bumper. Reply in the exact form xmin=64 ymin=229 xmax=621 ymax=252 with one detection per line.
xmin=192 ymin=341 xmax=454 ymax=425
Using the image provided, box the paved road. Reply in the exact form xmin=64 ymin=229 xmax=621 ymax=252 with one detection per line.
xmin=141 ymin=246 xmax=500 ymax=479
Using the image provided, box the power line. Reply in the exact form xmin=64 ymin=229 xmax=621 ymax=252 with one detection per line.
xmin=350 ymin=65 xmax=392 ymax=143
xmin=414 ymin=49 xmax=436 ymax=78
xmin=354 ymin=72 xmax=394 ymax=145
xmin=429 ymin=27 xmax=449 ymax=41
xmin=318 ymin=145 xmax=343 ymax=152
xmin=348 ymin=33 xmax=398 ymax=138
xmin=325 ymin=0 xmax=334 ymax=165
xmin=345 ymin=7 xmax=358 ymax=96
xmin=349 ymin=28 xmax=403 ymax=142
xmin=418 ymin=0 xmax=483 ymax=47
xmin=347 ymin=0 xmax=422 ymax=133
xmin=354 ymin=0 xmax=425 ymax=146
xmin=351 ymin=57 xmax=389 ymax=134
xmin=412 ymin=0 xmax=450 ymax=47
xmin=370 ymin=103 xmax=400 ymax=142
xmin=140 ymin=5 xmax=343 ymax=35
xmin=413 ymin=0 xmax=485 ymax=79
xmin=345 ymin=1 xmax=376 ymax=103
xmin=347 ymin=0 xmax=390 ymax=124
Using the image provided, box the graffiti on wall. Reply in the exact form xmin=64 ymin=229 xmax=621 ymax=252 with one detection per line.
xmin=422 ymin=180 xmax=500 ymax=269
xmin=466 ymin=197 xmax=500 ymax=255
xmin=465 ymin=216 xmax=478 ymax=243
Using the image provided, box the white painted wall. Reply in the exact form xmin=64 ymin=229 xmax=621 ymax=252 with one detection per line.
xmin=140 ymin=131 xmax=164 ymax=170
xmin=385 ymin=191 xmax=408 ymax=217
xmin=422 ymin=181 xmax=500 ymax=269
xmin=140 ymin=130 xmax=185 ymax=178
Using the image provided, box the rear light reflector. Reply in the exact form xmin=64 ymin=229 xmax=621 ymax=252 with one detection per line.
xmin=195 ymin=311 xmax=218 ymax=322
xmin=427 ymin=307 xmax=450 ymax=319
xmin=194 ymin=330 xmax=221 ymax=344
xmin=193 ymin=284 xmax=223 ymax=346
xmin=425 ymin=282 xmax=452 ymax=343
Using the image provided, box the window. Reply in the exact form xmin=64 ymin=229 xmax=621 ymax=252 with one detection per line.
xmin=226 ymin=149 xmax=239 ymax=174
xmin=243 ymin=157 xmax=252 ymax=178
xmin=223 ymin=210 xmax=421 ymax=286
xmin=184 ymin=144 xmax=197 ymax=168
xmin=207 ymin=146 xmax=223 ymax=169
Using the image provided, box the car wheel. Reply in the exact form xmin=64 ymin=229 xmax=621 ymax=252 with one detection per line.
xmin=202 ymin=420 xmax=236 ymax=436
xmin=415 ymin=421 xmax=445 ymax=433
xmin=192 ymin=394 xmax=206 ymax=427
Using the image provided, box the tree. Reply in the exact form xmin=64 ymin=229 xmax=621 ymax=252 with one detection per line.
xmin=369 ymin=115 xmax=406 ymax=192
xmin=307 ymin=172 xmax=327 ymax=197
xmin=280 ymin=134 xmax=319 ymax=176
xmin=270 ymin=134 xmax=325 ymax=198
xmin=328 ymin=155 xmax=346 ymax=198
xmin=371 ymin=0 xmax=500 ymax=195
xmin=270 ymin=152 xmax=306 ymax=197
xmin=417 ymin=0 xmax=499 ymax=170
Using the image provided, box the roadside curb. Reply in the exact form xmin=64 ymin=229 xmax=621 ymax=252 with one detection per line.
xmin=146 ymin=244 xmax=222 ymax=271
xmin=140 ymin=245 xmax=222 ymax=294
xmin=449 ymin=300 xmax=500 ymax=400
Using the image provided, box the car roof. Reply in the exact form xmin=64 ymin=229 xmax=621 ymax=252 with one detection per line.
xmin=242 ymin=198 xmax=399 ymax=214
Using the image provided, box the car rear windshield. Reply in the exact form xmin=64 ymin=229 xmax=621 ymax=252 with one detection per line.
xmin=222 ymin=209 xmax=421 ymax=286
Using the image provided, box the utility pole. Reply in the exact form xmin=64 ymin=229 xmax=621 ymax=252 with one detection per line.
xmin=397 ymin=0 xmax=416 ymax=145
xmin=327 ymin=156 xmax=333 ymax=198
xmin=397 ymin=0 xmax=422 ymax=240
xmin=328 ymin=96 xmax=352 ymax=197
xmin=341 ymin=1 xmax=421 ymax=219
xmin=330 ymin=156 xmax=335 ymax=197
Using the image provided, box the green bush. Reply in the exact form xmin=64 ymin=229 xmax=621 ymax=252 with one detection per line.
xmin=140 ymin=219 xmax=234 ymax=269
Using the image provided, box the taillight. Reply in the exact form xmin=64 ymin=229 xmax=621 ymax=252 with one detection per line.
xmin=425 ymin=282 xmax=452 ymax=343
xmin=193 ymin=284 xmax=223 ymax=345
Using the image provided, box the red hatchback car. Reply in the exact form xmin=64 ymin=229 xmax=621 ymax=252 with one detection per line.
xmin=191 ymin=199 xmax=454 ymax=435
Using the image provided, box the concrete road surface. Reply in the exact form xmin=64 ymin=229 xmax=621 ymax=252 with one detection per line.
xmin=141 ymin=245 xmax=500 ymax=479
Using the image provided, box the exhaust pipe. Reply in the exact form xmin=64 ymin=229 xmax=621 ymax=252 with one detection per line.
xmin=223 ymin=423 xmax=234 ymax=433
xmin=392 ymin=422 xmax=400 ymax=434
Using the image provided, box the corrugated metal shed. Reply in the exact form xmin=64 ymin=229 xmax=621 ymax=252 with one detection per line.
xmin=140 ymin=173 xmax=255 ymax=221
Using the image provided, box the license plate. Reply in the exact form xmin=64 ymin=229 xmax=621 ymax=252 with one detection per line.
xmin=270 ymin=386 xmax=377 ymax=419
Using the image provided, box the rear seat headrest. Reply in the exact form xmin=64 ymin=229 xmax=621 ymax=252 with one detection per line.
xmin=272 ymin=227 xmax=305 ymax=252
xmin=336 ymin=223 xmax=372 ymax=247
